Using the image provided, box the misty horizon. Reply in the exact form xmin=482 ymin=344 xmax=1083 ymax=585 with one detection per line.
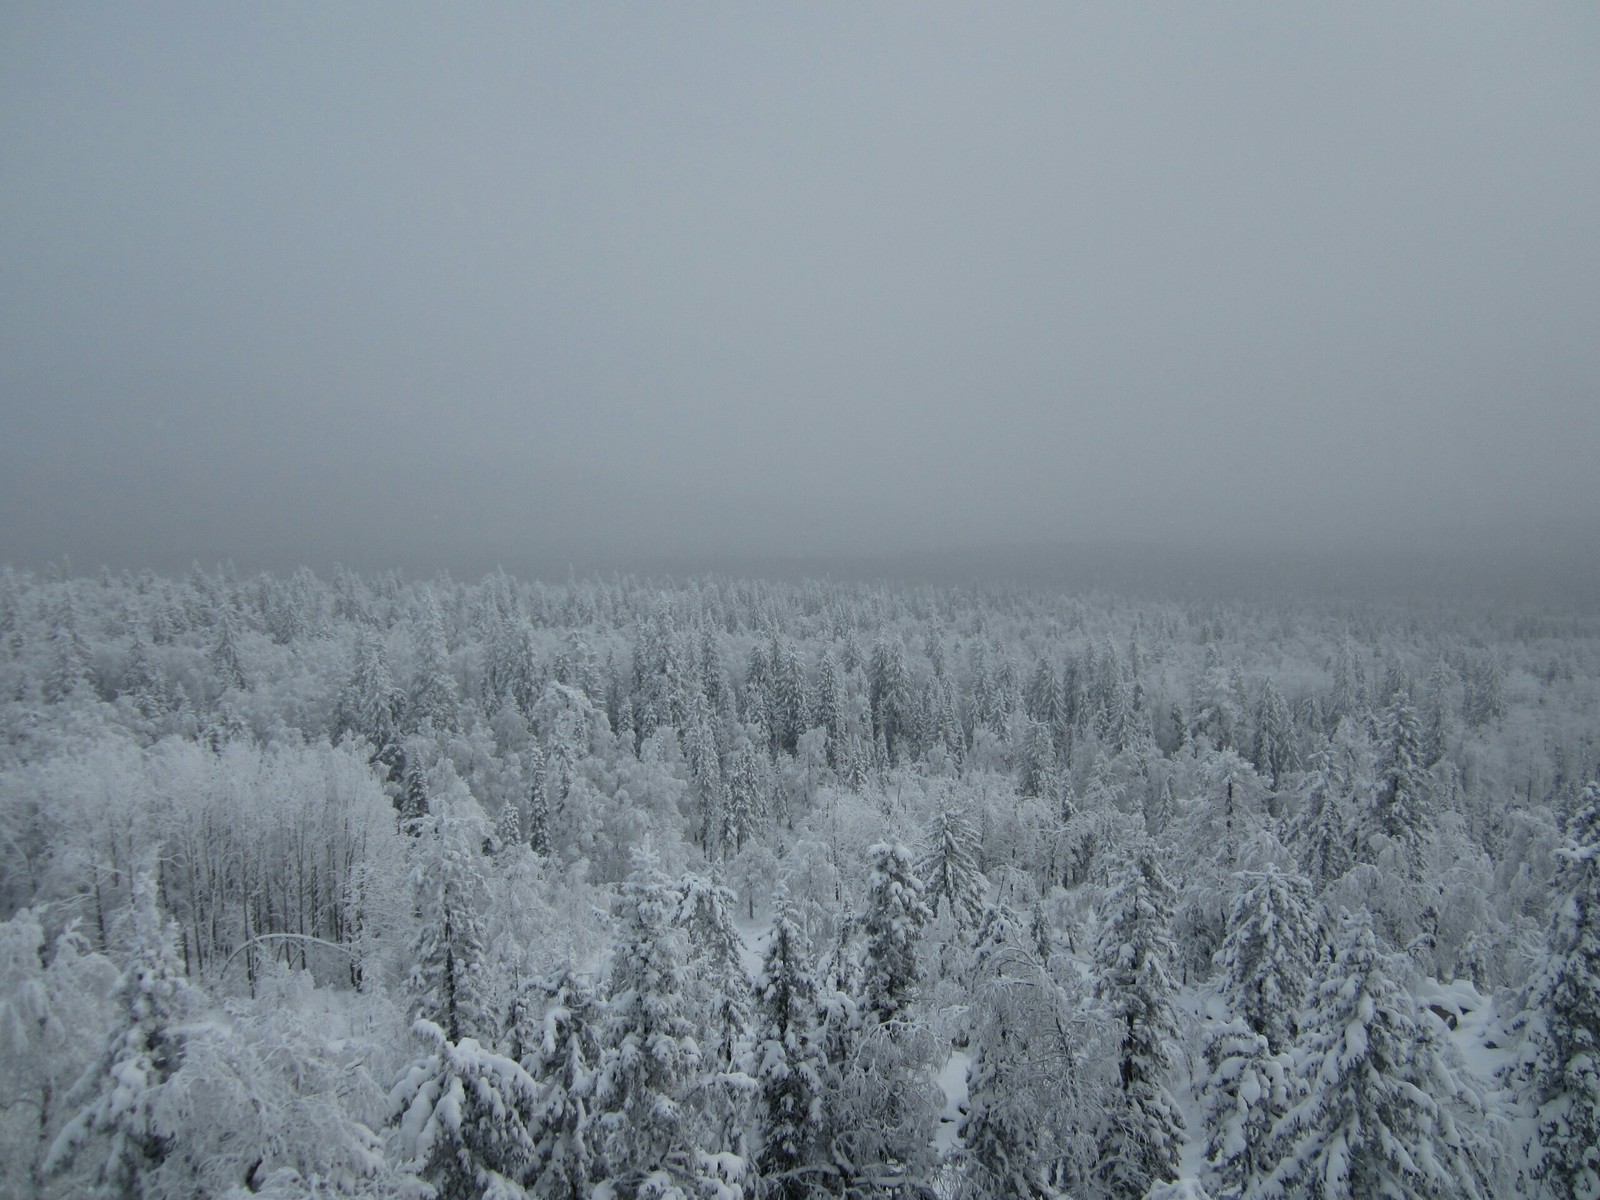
xmin=4 ymin=4 xmax=1598 ymax=592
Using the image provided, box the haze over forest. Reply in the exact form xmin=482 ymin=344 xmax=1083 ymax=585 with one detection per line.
xmin=7 ymin=10 xmax=1600 ymax=1199
xmin=3 ymin=3 xmax=1598 ymax=593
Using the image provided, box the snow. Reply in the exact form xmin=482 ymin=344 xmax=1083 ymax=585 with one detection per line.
xmin=934 ymin=1047 xmax=971 ymax=1156
xmin=6 ymin=564 xmax=1592 ymax=1199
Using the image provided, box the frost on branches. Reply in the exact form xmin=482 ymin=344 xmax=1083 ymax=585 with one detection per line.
xmin=1093 ymin=837 xmax=1185 ymax=1199
xmin=752 ymin=888 xmax=826 ymax=1199
xmin=1532 ymin=782 xmax=1600 ymax=1200
xmin=44 ymin=874 xmax=196 ymax=1199
xmin=1214 ymin=864 xmax=1318 ymax=1053
xmin=407 ymin=768 xmax=494 ymax=1044
xmin=389 ymin=1017 xmax=540 ymax=1200
xmin=860 ymin=842 xmax=932 ymax=1026
xmin=593 ymin=852 xmax=743 ymax=1199
xmin=1256 ymin=911 xmax=1489 ymax=1200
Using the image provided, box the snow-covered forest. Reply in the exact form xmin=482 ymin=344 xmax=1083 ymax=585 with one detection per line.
xmin=1 ymin=562 xmax=1596 ymax=1199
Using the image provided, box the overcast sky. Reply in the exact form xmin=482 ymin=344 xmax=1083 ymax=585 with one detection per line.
xmin=2 ymin=3 xmax=1597 ymax=578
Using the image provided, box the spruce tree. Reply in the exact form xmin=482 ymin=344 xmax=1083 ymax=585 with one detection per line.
xmin=407 ymin=772 xmax=493 ymax=1044
xmin=337 ymin=629 xmax=405 ymax=781
xmin=1093 ymin=839 xmax=1184 ymax=1199
xmin=677 ymin=872 xmax=756 ymax=1158
xmin=521 ymin=969 xmax=605 ymax=1200
xmin=408 ymin=594 xmax=460 ymax=734
xmin=1420 ymin=658 xmax=1452 ymax=768
xmin=1252 ymin=678 xmax=1297 ymax=790
xmin=1370 ymin=691 xmax=1428 ymax=878
xmin=915 ymin=806 xmax=986 ymax=929
xmin=1291 ymin=739 xmax=1358 ymax=886
xmin=389 ymin=1018 xmax=540 ymax=1200
xmin=1532 ymin=783 xmax=1600 ymax=1200
xmin=724 ymin=737 xmax=767 ymax=855
xmin=754 ymin=889 xmax=827 ymax=1199
xmin=42 ymin=594 xmax=91 ymax=703
xmin=46 ymin=874 xmax=195 ymax=1198
xmin=812 ymin=650 xmax=847 ymax=763
xmin=494 ymin=798 xmax=523 ymax=855
xmin=961 ymin=903 xmax=1092 ymax=1198
xmin=526 ymin=743 xmax=552 ymax=856
xmin=1214 ymin=865 xmax=1318 ymax=1053
xmin=1200 ymin=1018 xmax=1294 ymax=1200
xmin=594 ymin=854 xmax=721 ymax=1198
xmin=860 ymin=842 xmax=932 ymax=1026
xmin=1257 ymin=911 xmax=1488 ymax=1200
xmin=210 ymin=602 xmax=248 ymax=690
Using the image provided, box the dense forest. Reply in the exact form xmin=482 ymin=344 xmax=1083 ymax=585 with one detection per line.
xmin=0 ymin=562 xmax=1596 ymax=1199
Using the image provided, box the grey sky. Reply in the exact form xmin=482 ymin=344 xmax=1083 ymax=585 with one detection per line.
xmin=2 ymin=3 xmax=1597 ymax=577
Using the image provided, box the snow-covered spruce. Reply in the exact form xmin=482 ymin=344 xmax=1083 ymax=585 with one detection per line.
xmin=406 ymin=771 xmax=494 ymax=1045
xmin=389 ymin=1017 xmax=540 ymax=1200
xmin=44 ymin=875 xmax=196 ymax=1199
xmin=1254 ymin=910 xmax=1490 ymax=1200
xmin=1531 ymin=782 xmax=1600 ymax=1200
xmin=1093 ymin=838 xmax=1186 ymax=1199
xmin=1214 ymin=863 xmax=1318 ymax=1053
xmin=752 ymin=887 xmax=827 ymax=1198
xmin=960 ymin=902 xmax=1097 ymax=1198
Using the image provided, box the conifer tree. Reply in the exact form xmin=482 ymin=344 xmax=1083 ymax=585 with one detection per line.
xmin=389 ymin=1018 xmax=540 ymax=1200
xmin=809 ymin=845 xmax=941 ymax=1193
xmin=1200 ymin=1019 xmax=1294 ymax=1200
xmin=1093 ymin=839 xmax=1184 ymax=1199
xmin=210 ymin=602 xmax=248 ymax=690
xmin=42 ymin=594 xmax=92 ymax=703
xmin=1252 ymin=678 xmax=1297 ymax=790
xmin=1256 ymin=911 xmax=1488 ymax=1200
xmin=122 ymin=632 xmax=174 ymax=721
xmin=961 ymin=903 xmax=1093 ymax=1198
xmin=915 ymin=806 xmax=987 ymax=929
xmin=337 ymin=629 xmax=405 ymax=781
xmin=842 ymin=728 xmax=870 ymax=792
xmin=677 ymin=872 xmax=756 ymax=1158
xmin=1370 ymin=691 xmax=1428 ymax=879
xmin=1019 ymin=717 xmax=1060 ymax=799
xmin=867 ymin=635 xmax=910 ymax=764
xmin=754 ymin=889 xmax=827 ymax=1199
xmin=1214 ymin=865 xmax=1318 ymax=1053
xmin=1326 ymin=636 xmax=1368 ymax=732
xmin=525 ymin=743 xmax=552 ymax=856
xmin=46 ymin=874 xmax=195 ymax=1198
xmin=1026 ymin=657 xmax=1061 ymax=730
xmin=521 ymin=969 xmax=605 ymax=1200
xmin=772 ymin=635 xmax=809 ymax=756
xmin=408 ymin=594 xmax=460 ymax=734
xmin=860 ymin=843 xmax=932 ymax=1026
xmin=1532 ymin=782 xmax=1600 ymax=1200
xmin=812 ymin=650 xmax=847 ymax=764
xmin=724 ymin=737 xmax=767 ymax=855
xmin=407 ymin=772 xmax=493 ymax=1044
xmin=594 ymin=854 xmax=725 ymax=1198
xmin=1464 ymin=655 xmax=1505 ymax=729
xmin=495 ymin=799 xmax=523 ymax=855
xmin=684 ymin=691 xmax=723 ymax=852
xmin=1291 ymin=739 xmax=1358 ymax=886
xmin=1420 ymin=658 xmax=1452 ymax=768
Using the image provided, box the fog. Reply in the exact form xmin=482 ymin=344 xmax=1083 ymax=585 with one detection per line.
xmin=3 ymin=4 xmax=1597 ymax=590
